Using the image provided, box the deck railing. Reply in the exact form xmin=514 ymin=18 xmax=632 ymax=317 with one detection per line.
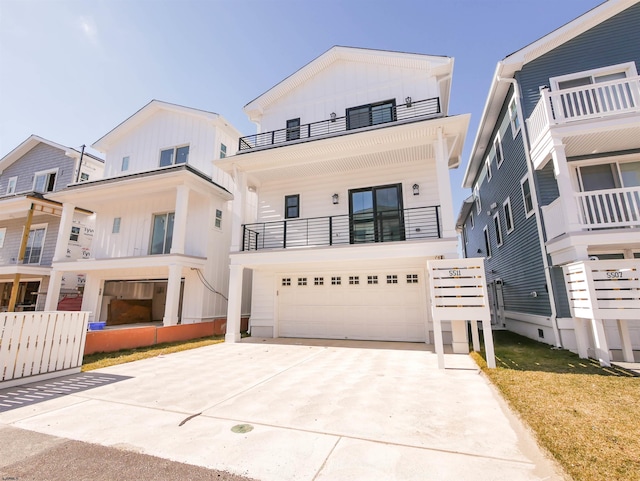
xmin=241 ymin=206 xmax=441 ymax=251
xmin=238 ymin=97 xmax=441 ymax=152
xmin=526 ymin=76 xmax=640 ymax=148
xmin=576 ymin=186 xmax=640 ymax=229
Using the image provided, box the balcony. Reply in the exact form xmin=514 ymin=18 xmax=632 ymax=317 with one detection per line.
xmin=238 ymin=97 xmax=441 ymax=152
xmin=527 ymin=76 xmax=640 ymax=151
xmin=241 ymin=206 xmax=441 ymax=251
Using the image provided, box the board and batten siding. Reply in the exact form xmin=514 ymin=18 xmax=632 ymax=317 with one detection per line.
xmin=463 ymin=94 xmax=552 ymax=317
xmin=255 ymin=161 xmax=441 ymax=224
xmin=258 ymin=59 xmax=441 ymax=133
xmin=0 ymin=143 xmax=76 ymax=194
xmin=516 ymin=2 xmax=640 ymax=120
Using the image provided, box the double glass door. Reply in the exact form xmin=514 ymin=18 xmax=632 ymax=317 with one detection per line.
xmin=349 ymin=184 xmax=404 ymax=243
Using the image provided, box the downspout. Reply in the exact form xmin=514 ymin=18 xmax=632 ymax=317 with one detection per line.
xmin=497 ymin=75 xmax=562 ymax=348
xmin=75 ymin=144 xmax=85 ymax=183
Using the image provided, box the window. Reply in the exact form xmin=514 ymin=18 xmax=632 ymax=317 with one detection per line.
xmin=462 ymin=225 xmax=468 ymax=245
xmin=494 ymin=135 xmax=503 ymax=167
xmin=493 ymin=213 xmax=503 ymax=247
xmin=0 ymin=227 xmax=6 ymax=248
xmin=346 ymin=100 xmax=395 ymax=130
xmin=367 ymin=275 xmax=378 ymax=285
xmin=503 ymin=198 xmax=514 ymax=233
xmin=282 ymin=278 xmax=291 ymax=286
xmin=485 ymin=157 xmax=492 ymax=181
xmin=349 ymin=276 xmax=359 ymax=285
xmin=474 ymin=184 xmax=481 ymax=214
xmin=112 ymin=217 xmax=121 ymax=234
xmin=286 ymin=118 xmax=300 ymax=141
xmin=220 ymin=144 xmax=227 ymax=159
xmin=23 ymin=225 xmax=46 ymax=264
xmin=70 ymin=226 xmax=80 ymax=242
xmin=215 ymin=209 xmax=223 ymax=228
xmin=578 ymin=161 xmax=640 ymax=191
xmin=483 ymin=226 xmax=491 ymax=258
xmin=331 ymin=276 xmax=341 ymax=285
xmin=314 ymin=277 xmax=324 ymax=286
xmin=160 ymin=145 xmax=189 ymax=167
xmin=349 ymin=184 xmax=404 ymax=244
xmin=386 ymin=275 xmax=398 ymax=284
xmin=470 ymin=211 xmax=474 ymax=229
xmin=150 ymin=212 xmax=175 ymax=254
xmin=508 ymin=97 xmax=520 ymax=135
xmin=407 ymin=274 xmax=418 ymax=284
xmin=521 ymin=176 xmax=534 ymax=217
xmin=552 ymin=63 xmax=634 ymax=91
xmin=284 ymin=194 xmax=300 ymax=219
xmin=6 ymin=176 xmax=17 ymax=194
xmin=33 ymin=170 xmax=56 ymax=193
xmin=121 ymin=156 xmax=130 ymax=171
xmin=297 ymin=277 xmax=307 ymax=286
xmin=79 ymin=172 xmax=90 ymax=182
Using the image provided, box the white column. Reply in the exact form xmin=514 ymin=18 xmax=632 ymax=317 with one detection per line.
xmin=44 ymin=270 xmax=63 ymax=311
xmin=550 ymin=141 xmax=581 ymax=234
xmin=451 ymin=320 xmax=469 ymax=354
xmin=573 ymin=317 xmax=590 ymax=359
xmin=163 ymin=264 xmax=182 ymax=326
xmin=590 ymin=317 xmax=611 ymax=367
xmin=481 ymin=319 xmax=496 ymax=369
xmin=81 ymin=273 xmax=102 ymax=323
xmin=53 ymin=203 xmax=76 ymax=262
xmin=433 ymin=319 xmax=445 ymax=369
xmin=617 ymin=319 xmax=635 ymax=363
xmin=225 ymin=264 xmax=244 ymax=343
xmin=470 ymin=320 xmax=480 ymax=352
xmin=230 ymin=169 xmax=247 ymax=252
xmin=171 ymin=185 xmax=189 ymax=255
xmin=435 ymin=128 xmax=456 ymax=238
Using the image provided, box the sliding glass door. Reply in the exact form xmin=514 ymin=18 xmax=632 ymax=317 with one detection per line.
xmin=349 ymin=184 xmax=404 ymax=244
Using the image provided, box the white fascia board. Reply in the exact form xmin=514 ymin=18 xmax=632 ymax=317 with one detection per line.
xmin=0 ymin=265 xmax=52 ymax=277
xmin=0 ymin=135 xmax=72 ymax=173
xmin=52 ymin=253 xmax=207 ymax=273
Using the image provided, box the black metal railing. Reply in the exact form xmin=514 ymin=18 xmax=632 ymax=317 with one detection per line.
xmin=238 ymin=97 xmax=441 ymax=152
xmin=241 ymin=206 xmax=441 ymax=251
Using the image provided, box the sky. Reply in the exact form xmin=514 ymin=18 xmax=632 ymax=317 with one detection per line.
xmin=0 ymin=0 xmax=604 ymax=212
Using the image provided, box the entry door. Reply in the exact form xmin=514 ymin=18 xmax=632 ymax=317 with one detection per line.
xmin=349 ymin=184 xmax=404 ymax=244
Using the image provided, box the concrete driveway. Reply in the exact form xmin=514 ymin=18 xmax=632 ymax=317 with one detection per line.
xmin=0 ymin=339 xmax=564 ymax=480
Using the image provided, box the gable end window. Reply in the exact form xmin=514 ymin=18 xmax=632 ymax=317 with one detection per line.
xmin=220 ymin=144 xmax=227 ymax=159
xmin=286 ymin=118 xmax=300 ymax=141
xmin=33 ymin=170 xmax=57 ymax=193
xmin=346 ymin=100 xmax=396 ymax=130
xmin=285 ymin=194 xmax=300 ymax=219
xmin=520 ymin=176 xmax=534 ymax=218
xmin=160 ymin=145 xmax=189 ymax=167
xmin=6 ymin=176 xmax=17 ymax=194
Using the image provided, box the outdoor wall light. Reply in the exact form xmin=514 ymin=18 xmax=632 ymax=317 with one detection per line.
xmin=405 ymin=96 xmax=412 ymax=107
xmin=530 ymin=291 xmax=538 ymax=298
xmin=330 ymin=112 xmax=337 ymax=122
xmin=332 ymin=193 xmax=339 ymax=204
xmin=413 ymin=183 xmax=420 ymax=195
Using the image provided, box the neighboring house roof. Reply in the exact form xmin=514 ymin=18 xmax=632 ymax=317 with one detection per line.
xmin=455 ymin=196 xmax=475 ymax=232
xmin=0 ymin=134 xmax=103 ymax=174
xmin=243 ymin=46 xmax=454 ymax=122
xmin=92 ymin=100 xmax=243 ymax=152
xmin=462 ymin=0 xmax=637 ymax=188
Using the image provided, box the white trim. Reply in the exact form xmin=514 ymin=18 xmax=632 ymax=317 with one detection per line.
xmin=503 ymin=197 xmax=514 ymax=234
xmin=520 ymin=175 xmax=535 ymax=219
xmin=549 ymin=61 xmax=638 ymax=91
xmin=503 ymin=310 xmax=552 ymax=327
xmin=32 ymin=168 xmax=58 ymax=193
xmin=6 ymin=176 xmax=17 ymax=194
xmin=493 ymin=212 xmax=503 ymax=247
xmin=485 ymin=156 xmax=492 ymax=182
xmin=494 ymin=133 xmax=503 ymax=168
xmin=508 ymin=97 xmax=521 ymax=138
xmin=483 ymin=225 xmax=491 ymax=258
xmin=159 ymin=144 xmax=190 ymax=167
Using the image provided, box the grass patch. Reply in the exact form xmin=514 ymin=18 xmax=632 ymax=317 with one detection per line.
xmin=473 ymin=330 xmax=640 ymax=481
xmin=82 ymin=335 xmax=225 ymax=371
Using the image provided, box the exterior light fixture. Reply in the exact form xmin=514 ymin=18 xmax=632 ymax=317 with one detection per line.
xmin=332 ymin=193 xmax=339 ymax=204
xmin=405 ymin=96 xmax=412 ymax=107
xmin=330 ymin=112 xmax=337 ymax=122
xmin=412 ymin=183 xmax=419 ymax=195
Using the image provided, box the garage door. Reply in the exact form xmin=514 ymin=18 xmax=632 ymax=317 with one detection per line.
xmin=278 ymin=270 xmax=426 ymax=342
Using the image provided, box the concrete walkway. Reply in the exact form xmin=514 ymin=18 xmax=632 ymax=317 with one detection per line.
xmin=0 ymin=339 xmax=565 ymax=480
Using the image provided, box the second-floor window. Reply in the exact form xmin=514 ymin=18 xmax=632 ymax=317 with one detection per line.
xmin=33 ymin=170 xmax=56 ymax=193
xmin=150 ymin=212 xmax=175 ymax=255
xmin=286 ymin=119 xmax=300 ymax=141
xmin=160 ymin=145 xmax=189 ymax=167
xmin=521 ymin=176 xmax=534 ymax=217
xmin=220 ymin=144 xmax=227 ymax=159
xmin=285 ymin=194 xmax=300 ymax=219
xmin=122 ymin=156 xmax=130 ymax=171
xmin=23 ymin=225 xmax=46 ymax=264
xmin=6 ymin=176 xmax=17 ymax=194
xmin=346 ymin=100 xmax=396 ymax=130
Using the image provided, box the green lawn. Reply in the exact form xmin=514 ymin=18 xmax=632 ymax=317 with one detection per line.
xmin=473 ymin=330 xmax=640 ymax=481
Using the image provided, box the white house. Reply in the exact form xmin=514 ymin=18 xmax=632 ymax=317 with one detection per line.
xmin=44 ymin=100 xmax=248 ymax=326
xmin=217 ymin=47 xmax=470 ymax=347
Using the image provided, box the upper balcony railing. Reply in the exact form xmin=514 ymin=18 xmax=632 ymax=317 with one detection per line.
xmin=238 ymin=97 xmax=441 ymax=152
xmin=527 ymin=76 xmax=640 ymax=148
xmin=241 ymin=205 xmax=440 ymax=251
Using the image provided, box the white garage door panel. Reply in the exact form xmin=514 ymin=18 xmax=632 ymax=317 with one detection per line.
xmin=278 ymin=272 xmax=426 ymax=342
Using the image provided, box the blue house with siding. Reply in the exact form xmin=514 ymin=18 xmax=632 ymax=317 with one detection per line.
xmin=458 ymin=0 xmax=640 ymax=360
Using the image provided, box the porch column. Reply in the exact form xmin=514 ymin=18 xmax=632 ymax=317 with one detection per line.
xmin=171 ymin=185 xmax=189 ymax=255
xmin=163 ymin=263 xmax=182 ymax=326
xmin=44 ymin=270 xmax=63 ymax=311
xmin=550 ymin=140 xmax=581 ymax=234
xmin=617 ymin=319 xmax=635 ymax=363
xmin=230 ymin=168 xmax=247 ymax=252
xmin=590 ymin=317 xmax=611 ymax=367
xmin=53 ymin=203 xmax=76 ymax=262
xmin=469 ymin=320 xmax=480 ymax=352
xmin=481 ymin=318 xmax=497 ymax=369
xmin=225 ymin=264 xmax=244 ymax=343
xmin=573 ymin=317 xmax=590 ymax=359
xmin=434 ymin=127 xmax=456 ymax=238
xmin=433 ymin=319 xmax=445 ymax=369
xmin=81 ymin=273 xmax=103 ymax=323
xmin=450 ymin=320 xmax=469 ymax=354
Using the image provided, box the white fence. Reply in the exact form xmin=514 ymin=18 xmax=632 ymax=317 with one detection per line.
xmin=0 ymin=311 xmax=89 ymax=388
xmin=427 ymin=258 xmax=495 ymax=369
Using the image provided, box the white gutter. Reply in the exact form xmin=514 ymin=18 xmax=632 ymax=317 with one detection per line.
xmin=497 ymin=76 xmax=562 ymax=348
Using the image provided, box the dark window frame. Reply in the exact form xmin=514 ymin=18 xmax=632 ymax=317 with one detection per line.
xmin=286 ymin=118 xmax=300 ymax=141
xmin=346 ymin=99 xmax=396 ymax=130
xmin=284 ymin=194 xmax=300 ymax=219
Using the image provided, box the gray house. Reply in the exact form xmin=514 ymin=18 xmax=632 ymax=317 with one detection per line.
xmin=458 ymin=0 xmax=640 ymax=360
xmin=0 ymin=135 xmax=103 ymax=311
